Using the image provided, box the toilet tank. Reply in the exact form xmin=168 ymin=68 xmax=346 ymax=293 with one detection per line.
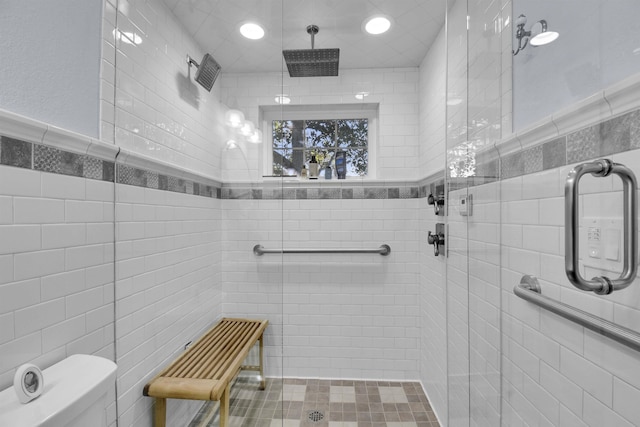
xmin=0 ymin=354 xmax=117 ymax=427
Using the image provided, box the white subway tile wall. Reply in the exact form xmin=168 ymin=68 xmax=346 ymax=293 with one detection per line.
xmin=419 ymin=28 xmax=446 ymax=178
xmin=102 ymin=0 xmax=117 ymax=143
xmin=0 ymin=165 xmax=116 ymax=425
xmin=499 ymin=153 xmax=640 ymax=427
xmin=220 ymin=67 xmax=420 ymax=181
xmin=1 ymin=1 xmax=637 ymax=427
xmin=417 ymin=18 xmax=448 ymax=425
xmin=222 ymin=197 xmax=421 ymax=380
xmin=114 ymin=184 xmax=222 ymax=426
xmin=112 ymin=0 xmax=228 ymax=179
xmin=439 ymin=0 xmax=511 ymax=425
xmin=419 ymin=189 xmax=448 ymax=427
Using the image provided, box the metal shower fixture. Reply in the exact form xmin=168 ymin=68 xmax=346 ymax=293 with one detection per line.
xmin=186 ymin=53 xmax=221 ymax=91
xmin=282 ymin=25 xmax=340 ymax=77
xmin=512 ymin=14 xmax=559 ymax=56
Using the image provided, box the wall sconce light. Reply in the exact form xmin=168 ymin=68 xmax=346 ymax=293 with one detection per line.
xmin=239 ymin=120 xmax=255 ymax=137
xmin=512 ymin=14 xmax=559 ymax=56
xmin=225 ymin=109 xmax=245 ymax=128
xmin=248 ymin=129 xmax=263 ymax=144
xmin=224 ymin=108 xmax=262 ymax=144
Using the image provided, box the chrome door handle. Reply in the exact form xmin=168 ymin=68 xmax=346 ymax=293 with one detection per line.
xmin=565 ymin=159 xmax=638 ymax=294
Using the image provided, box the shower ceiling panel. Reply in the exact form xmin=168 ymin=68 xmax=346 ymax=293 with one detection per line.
xmin=162 ymin=0 xmax=446 ymax=73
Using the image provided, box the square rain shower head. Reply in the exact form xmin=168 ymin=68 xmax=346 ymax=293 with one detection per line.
xmin=194 ymin=53 xmax=221 ymax=92
xmin=282 ymin=48 xmax=340 ymax=77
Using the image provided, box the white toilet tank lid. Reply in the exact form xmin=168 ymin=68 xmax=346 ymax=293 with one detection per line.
xmin=0 ymin=354 xmax=117 ymax=427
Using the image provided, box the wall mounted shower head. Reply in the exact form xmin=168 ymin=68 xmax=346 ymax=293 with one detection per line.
xmin=187 ymin=53 xmax=221 ymax=91
xmin=512 ymin=14 xmax=559 ymax=56
xmin=283 ymin=25 xmax=340 ymax=77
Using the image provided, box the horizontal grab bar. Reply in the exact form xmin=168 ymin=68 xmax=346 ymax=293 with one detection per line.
xmin=253 ymin=244 xmax=391 ymax=256
xmin=515 ymin=275 xmax=640 ymax=353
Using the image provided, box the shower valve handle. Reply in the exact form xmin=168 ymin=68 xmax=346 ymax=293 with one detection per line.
xmin=428 ymin=229 xmax=445 ymax=256
xmin=427 ymin=193 xmax=445 ymax=215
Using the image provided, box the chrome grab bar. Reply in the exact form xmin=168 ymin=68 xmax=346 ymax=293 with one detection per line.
xmin=515 ymin=275 xmax=640 ymax=352
xmin=253 ymin=244 xmax=391 ymax=256
xmin=565 ymin=159 xmax=638 ymax=295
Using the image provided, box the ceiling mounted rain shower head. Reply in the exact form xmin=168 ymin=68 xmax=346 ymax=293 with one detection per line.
xmin=283 ymin=25 xmax=340 ymax=77
xmin=187 ymin=53 xmax=221 ymax=91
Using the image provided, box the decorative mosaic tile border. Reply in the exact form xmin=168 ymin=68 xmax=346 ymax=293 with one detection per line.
xmin=116 ymin=164 xmax=220 ymax=198
xmin=221 ymin=185 xmax=422 ymax=200
xmin=473 ymin=108 xmax=640 ymax=182
xmin=0 ymin=134 xmax=440 ymax=200
xmin=15 ymin=105 xmax=634 ymax=200
xmin=221 ymin=171 xmax=446 ymax=201
xmin=0 ymin=135 xmax=221 ymax=198
xmin=1 ymin=136 xmax=115 ymax=182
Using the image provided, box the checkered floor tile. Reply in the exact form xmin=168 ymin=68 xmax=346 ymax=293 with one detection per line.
xmin=189 ymin=377 xmax=440 ymax=427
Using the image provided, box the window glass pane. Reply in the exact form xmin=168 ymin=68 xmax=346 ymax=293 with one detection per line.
xmin=291 ymin=149 xmax=305 ymax=173
xmin=273 ymin=149 xmax=294 ymax=176
xmin=346 ymin=148 xmax=368 ymax=176
xmin=271 ymin=117 xmax=369 ymax=177
xmin=337 ymin=119 xmax=368 ymax=148
xmin=305 ymin=120 xmax=336 ymax=149
xmin=273 ymin=120 xmax=304 ymax=149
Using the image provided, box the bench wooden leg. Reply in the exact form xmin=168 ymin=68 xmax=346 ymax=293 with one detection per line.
xmin=259 ymin=333 xmax=265 ymax=390
xmin=220 ymin=383 xmax=230 ymax=427
xmin=154 ymin=398 xmax=166 ymax=427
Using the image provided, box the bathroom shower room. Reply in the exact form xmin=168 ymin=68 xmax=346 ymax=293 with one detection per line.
xmin=2 ymin=0 xmax=640 ymax=426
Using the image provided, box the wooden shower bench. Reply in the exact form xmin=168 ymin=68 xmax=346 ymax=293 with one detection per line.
xmin=143 ymin=318 xmax=269 ymax=427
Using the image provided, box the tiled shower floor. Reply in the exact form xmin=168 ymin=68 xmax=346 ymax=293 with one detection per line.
xmin=190 ymin=377 xmax=440 ymax=427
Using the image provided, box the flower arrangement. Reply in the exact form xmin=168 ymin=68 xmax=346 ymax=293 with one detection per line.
xmin=310 ymin=149 xmax=333 ymax=168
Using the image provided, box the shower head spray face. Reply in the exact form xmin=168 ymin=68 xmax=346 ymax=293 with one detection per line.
xmin=282 ymin=48 xmax=340 ymax=77
xmin=283 ymin=25 xmax=340 ymax=77
xmin=187 ymin=53 xmax=222 ymax=91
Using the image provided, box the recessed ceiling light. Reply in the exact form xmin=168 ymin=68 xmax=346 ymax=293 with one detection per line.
xmin=240 ymin=23 xmax=265 ymax=40
xmin=364 ymin=16 xmax=391 ymax=35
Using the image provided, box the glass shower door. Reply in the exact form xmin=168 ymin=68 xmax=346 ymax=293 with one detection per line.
xmin=445 ymin=0 xmax=504 ymax=425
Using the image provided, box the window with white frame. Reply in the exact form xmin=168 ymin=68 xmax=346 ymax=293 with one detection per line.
xmin=261 ymin=104 xmax=378 ymax=178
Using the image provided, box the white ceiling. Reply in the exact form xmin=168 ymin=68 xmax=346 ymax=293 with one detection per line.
xmin=162 ymin=0 xmax=446 ymax=74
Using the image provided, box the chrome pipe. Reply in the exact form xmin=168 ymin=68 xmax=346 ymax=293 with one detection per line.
xmin=564 ymin=159 xmax=638 ymax=294
xmin=515 ymin=275 xmax=640 ymax=353
xmin=253 ymin=244 xmax=391 ymax=256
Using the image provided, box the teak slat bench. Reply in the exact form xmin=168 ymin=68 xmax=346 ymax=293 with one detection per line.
xmin=143 ymin=318 xmax=269 ymax=427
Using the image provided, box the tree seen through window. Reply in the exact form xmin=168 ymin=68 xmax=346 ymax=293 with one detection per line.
xmin=272 ymin=119 xmax=368 ymax=177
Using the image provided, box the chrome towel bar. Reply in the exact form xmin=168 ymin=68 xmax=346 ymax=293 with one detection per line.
xmin=253 ymin=244 xmax=391 ymax=256
xmin=515 ymin=275 xmax=640 ymax=352
xmin=565 ymin=159 xmax=638 ymax=295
